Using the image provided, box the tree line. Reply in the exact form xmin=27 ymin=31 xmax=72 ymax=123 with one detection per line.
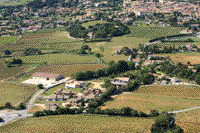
xmin=66 ymin=21 xmax=131 ymax=39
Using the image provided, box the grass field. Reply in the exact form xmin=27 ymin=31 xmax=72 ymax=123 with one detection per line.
xmin=0 ymin=82 xmax=38 ymax=106
xmin=82 ymin=20 xmax=108 ymax=28
xmin=155 ymin=52 xmax=200 ymax=65
xmin=85 ymin=36 xmax=148 ymax=62
xmin=102 ymin=92 xmax=200 ymax=113
xmin=128 ymin=26 xmax=183 ymax=39
xmin=30 ymin=63 xmax=108 ymax=77
xmin=0 ymin=115 xmax=154 ymax=133
xmin=135 ymin=85 xmax=200 ymax=98
xmin=5 ymin=53 xmax=98 ymax=65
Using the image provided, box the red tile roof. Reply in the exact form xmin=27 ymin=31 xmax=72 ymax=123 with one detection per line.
xmin=32 ymin=72 xmax=62 ymax=78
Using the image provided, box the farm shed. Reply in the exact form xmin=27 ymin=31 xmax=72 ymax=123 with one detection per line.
xmin=32 ymin=72 xmax=64 ymax=82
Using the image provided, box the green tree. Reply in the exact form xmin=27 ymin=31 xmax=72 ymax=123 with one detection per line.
xmin=127 ymin=61 xmax=135 ymax=70
xmin=15 ymin=102 xmax=26 ymax=110
xmin=37 ymin=84 xmax=44 ymax=89
xmin=120 ymin=107 xmax=133 ymax=116
xmin=4 ymin=50 xmax=11 ymax=55
xmin=0 ymin=117 xmax=4 ymax=122
xmin=195 ymin=74 xmax=200 ymax=85
xmin=5 ymin=102 xmax=13 ymax=109
xmin=150 ymin=112 xmax=183 ymax=133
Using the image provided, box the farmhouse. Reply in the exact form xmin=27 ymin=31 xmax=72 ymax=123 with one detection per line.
xmin=65 ymin=80 xmax=83 ymax=89
xmin=111 ymin=77 xmax=130 ymax=86
xmin=32 ymin=72 xmax=64 ymax=82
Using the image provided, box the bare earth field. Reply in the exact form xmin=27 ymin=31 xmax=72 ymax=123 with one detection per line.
xmin=30 ymin=64 xmax=109 ymax=77
xmin=0 ymin=115 xmax=154 ymax=133
xmin=0 ymin=82 xmax=38 ymax=106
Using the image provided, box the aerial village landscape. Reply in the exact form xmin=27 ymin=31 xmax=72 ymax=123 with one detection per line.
xmin=0 ymin=0 xmax=200 ymax=132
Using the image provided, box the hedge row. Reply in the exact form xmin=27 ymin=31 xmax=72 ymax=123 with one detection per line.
xmin=87 ymin=107 xmax=160 ymax=118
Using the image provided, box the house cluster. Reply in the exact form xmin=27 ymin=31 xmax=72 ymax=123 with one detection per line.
xmin=124 ymin=0 xmax=200 ymax=18
xmin=39 ymin=80 xmax=105 ymax=110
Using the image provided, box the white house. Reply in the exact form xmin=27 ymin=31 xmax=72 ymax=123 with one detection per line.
xmin=65 ymin=80 xmax=83 ymax=89
xmin=171 ymin=77 xmax=180 ymax=83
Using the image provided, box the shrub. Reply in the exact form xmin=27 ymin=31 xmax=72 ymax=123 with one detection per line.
xmin=15 ymin=102 xmax=26 ymax=110
xmin=150 ymin=110 xmax=159 ymax=117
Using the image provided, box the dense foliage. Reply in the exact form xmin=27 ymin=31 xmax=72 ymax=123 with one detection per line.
xmin=151 ymin=112 xmax=183 ymax=133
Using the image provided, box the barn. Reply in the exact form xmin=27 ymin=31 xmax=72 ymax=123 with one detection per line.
xmin=32 ymin=72 xmax=64 ymax=82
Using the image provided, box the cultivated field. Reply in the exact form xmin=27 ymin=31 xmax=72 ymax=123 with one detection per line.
xmin=0 ymin=36 xmax=19 ymax=46
xmin=30 ymin=63 xmax=108 ymax=77
xmin=0 ymin=30 xmax=81 ymax=51
xmin=82 ymin=20 xmax=108 ymax=28
xmin=128 ymin=26 xmax=183 ymax=39
xmin=0 ymin=59 xmax=31 ymax=80
xmin=155 ymin=52 xmax=200 ymax=65
xmin=102 ymin=92 xmax=200 ymax=113
xmin=0 ymin=115 xmax=154 ymax=133
xmin=0 ymin=82 xmax=38 ymax=106
xmin=5 ymin=53 xmax=98 ymax=65
xmin=135 ymin=85 xmax=200 ymax=98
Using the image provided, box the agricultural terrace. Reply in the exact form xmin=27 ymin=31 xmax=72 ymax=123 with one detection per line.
xmin=154 ymin=52 xmax=200 ymax=65
xmin=5 ymin=53 xmax=98 ymax=65
xmin=0 ymin=59 xmax=32 ymax=80
xmin=0 ymin=82 xmax=38 ymax=106
xmin=102 ymin=92 xmax=200 ymax=113
xmin=128 ymin=26 xmax=183 ymax=39
xmin=30 ymin=64 xmax=109 ymax=77
xmin=0 ymin=115 xmax=154 ymax=133
xmin=82 ymin=20 xmax=109 ymax=28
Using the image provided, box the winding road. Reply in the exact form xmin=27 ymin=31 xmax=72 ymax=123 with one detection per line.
xmin=0 ymin=88 xmax=47 ymax=126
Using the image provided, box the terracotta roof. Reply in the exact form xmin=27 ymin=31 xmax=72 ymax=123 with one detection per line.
xmin=32 ymin=72 xmax=62 ymax=78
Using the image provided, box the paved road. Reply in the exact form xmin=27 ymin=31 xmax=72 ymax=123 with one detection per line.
xmin=0 ymin=89 xmax=46 ymax=126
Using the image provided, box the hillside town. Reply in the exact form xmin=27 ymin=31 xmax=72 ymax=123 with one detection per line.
xmin=0 ymin=0 xmax=200 ymax=132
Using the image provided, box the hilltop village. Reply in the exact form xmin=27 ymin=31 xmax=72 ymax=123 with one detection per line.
xmin=0 ymin=0 xmax=199 ymax=133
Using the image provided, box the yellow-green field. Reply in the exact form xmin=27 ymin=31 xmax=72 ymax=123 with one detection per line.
xmin=5 ymin=53 xmax=98 ymax=65
xmin=0 ymin=115 xmax=154 ymax=133
xmin=155 ymin=52 xmax=200 ymax=65
xmin=102 ymin=92 xmax=200 ymax=113
xmin=0 ymin=59 xmax=32 ymax=80
xmin=128 ymin=26 xmax=183 ymax=39
xmin=0 ymin=36 xmax=19 ymax=46
xmin=0 ymin=82 xmax=38 ymax=106
xmin=135 ymin=85 xmax=200 ymax=98
xmin=82 ymin=20 xmax=108 ymax=28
